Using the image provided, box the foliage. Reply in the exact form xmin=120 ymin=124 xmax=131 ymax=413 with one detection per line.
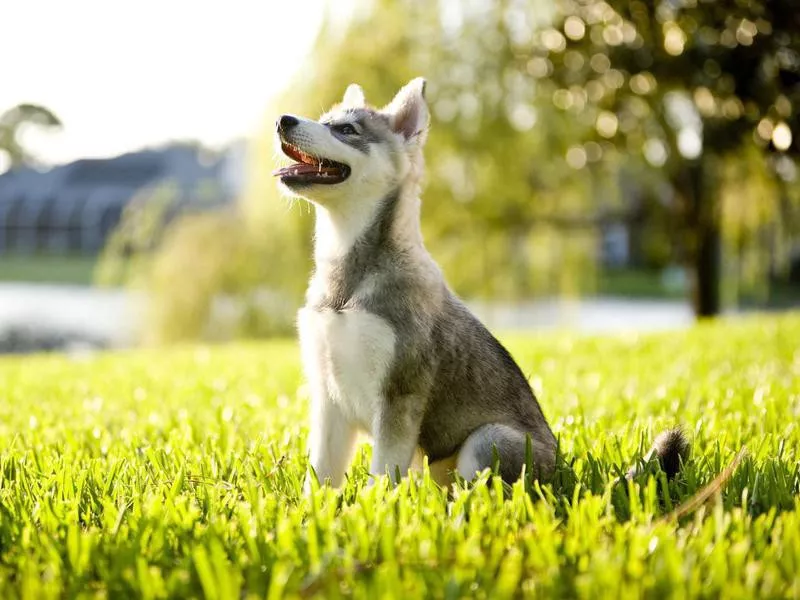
xmin=537 ymin=0 xmax=800 ymax=161
xmin=0 ymin=103 xmax=62 ymax=169
xmin=522 ymin=0 xmax=800 ymax=313
xmin=95 ymin=183 xmax=182 ymax=290
xmin=140 ymin=210 xmax=280 ymax=344
xmin=0 ymin=255 xmax=97 ymax=285
xmin=96 ymin=179 xmax=304 ymax=344
xmin=0 ymin=313 xmax=798 ymax=597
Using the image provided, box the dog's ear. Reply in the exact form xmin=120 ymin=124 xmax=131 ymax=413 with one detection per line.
xmin=342 ymin=83 xmax=366 ymax=109
xmin=384 ymin=77 xmax=429 ymax=143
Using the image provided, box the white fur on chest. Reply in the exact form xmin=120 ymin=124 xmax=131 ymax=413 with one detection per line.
xmin=298 ymin=307 xmax=396 ymax=430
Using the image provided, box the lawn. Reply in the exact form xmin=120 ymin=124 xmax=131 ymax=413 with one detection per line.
xmin=0 ymin=255 xmax=98 ymax=285
xmin=0 ymin=314 xmax=798 ymax=598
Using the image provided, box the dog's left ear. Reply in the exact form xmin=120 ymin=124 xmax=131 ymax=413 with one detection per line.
xmin=342 ymin=83 xmax=366 ymax=109
xmin=384 ymin=77 xmax=429 ymax=143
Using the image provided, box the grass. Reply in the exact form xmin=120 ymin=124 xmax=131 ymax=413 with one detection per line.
xmin=0 ymin=314 xmax=799 ymax=598
xmin=594 ymin=268 xmax=685 ymax=299
xmin=0 ymin=255 xmax=98 ymax=285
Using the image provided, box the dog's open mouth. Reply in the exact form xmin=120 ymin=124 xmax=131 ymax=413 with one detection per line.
xmin=273 ymin=142 xmax=351 ymax=185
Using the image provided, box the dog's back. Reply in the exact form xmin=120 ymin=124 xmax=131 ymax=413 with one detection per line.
xmin=419 ymin=293 xmax=557 ymax=480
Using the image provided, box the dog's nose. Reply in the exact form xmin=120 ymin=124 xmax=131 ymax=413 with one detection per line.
xmin=277 ymin=115 xmax=299 ymax=134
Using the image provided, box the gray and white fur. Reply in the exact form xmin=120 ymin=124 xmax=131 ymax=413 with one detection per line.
xmin=274 ymin=78 xmax=686 ymax=490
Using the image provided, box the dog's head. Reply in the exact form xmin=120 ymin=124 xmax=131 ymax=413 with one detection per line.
xmin=273 ymin=78 xmax=429 ymax=206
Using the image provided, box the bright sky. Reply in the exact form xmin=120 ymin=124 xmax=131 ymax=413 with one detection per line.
xmin=0 ymin=0 xmax=326 ymax=166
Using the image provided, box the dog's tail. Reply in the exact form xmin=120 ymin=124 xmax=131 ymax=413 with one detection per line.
xmin=626 ymin=427 xmax=690 ymax=480
xmin=625 ymin=427 xmax=752 ymax=522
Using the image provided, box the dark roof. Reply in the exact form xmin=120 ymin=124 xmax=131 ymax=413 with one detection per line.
xmin=64 ymin=153 xmax=165 ymax=186
xmin=0 ymin=145 xmax=227 ymax=209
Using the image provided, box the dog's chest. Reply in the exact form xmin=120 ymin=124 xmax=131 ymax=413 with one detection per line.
xmin=298 ymin=306 xmax=396 ymax=429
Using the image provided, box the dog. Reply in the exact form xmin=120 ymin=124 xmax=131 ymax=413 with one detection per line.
xmin=274 ymin=78 xmax=687 ymax=490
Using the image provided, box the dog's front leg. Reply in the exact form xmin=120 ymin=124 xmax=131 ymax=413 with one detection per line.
xmin=369 ymin=397 xmax=424 ymax=484
xmin=305 ymin=393 xmax=357 ymax=493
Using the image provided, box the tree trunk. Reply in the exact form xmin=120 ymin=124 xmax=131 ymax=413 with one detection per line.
xmin=691 ymin=222 xmax=721 ymax=317
xmin=677 ymin=160 xmax=722 ymax=318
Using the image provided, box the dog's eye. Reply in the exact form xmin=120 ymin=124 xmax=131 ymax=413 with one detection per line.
xmin=333 ymin=123 xmax=358 ymax=136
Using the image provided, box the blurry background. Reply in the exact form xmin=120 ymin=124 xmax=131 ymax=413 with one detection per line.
xmin=1 ymin=0 xmax=798 ymax=354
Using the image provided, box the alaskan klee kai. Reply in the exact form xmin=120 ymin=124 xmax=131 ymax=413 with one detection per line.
xmin=273 ymin=78 xmax=687 ymax=490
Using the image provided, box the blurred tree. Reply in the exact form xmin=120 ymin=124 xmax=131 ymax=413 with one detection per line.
xmin=533 ymin=0 xmax=800 ymax=315
xmin=96 ymin=181 xmax=288 ymax=344
xmin=0 ymin=103 xmax=62 ymax=169
xmin=96 ymin=182 xmax=181 ymax=290
xmin=419 ymin=0 xmax=603 ymax=299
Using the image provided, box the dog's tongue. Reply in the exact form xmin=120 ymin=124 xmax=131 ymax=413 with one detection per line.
xmin=272 ymin=163 xmax=339 ymax=177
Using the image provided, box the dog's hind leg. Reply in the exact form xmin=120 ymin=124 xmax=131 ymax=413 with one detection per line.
xmin=456 ymin=423 xmax=556 ymax=484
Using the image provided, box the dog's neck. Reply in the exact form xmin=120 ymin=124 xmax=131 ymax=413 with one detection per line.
xmin=312 ymin=179 xmax=422 ymax=264
xmin=306 ymin=179 xmax=425 ymax=310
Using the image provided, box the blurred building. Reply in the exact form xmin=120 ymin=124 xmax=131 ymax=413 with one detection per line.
xmin=0 ymin=142 xmax=245 ymax=254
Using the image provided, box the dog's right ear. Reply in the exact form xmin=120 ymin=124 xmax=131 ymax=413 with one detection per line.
xmin=342 ymin=83 xmax=366 ymax=109
xmin=384 ymin=77 xmax=429 ymax=144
